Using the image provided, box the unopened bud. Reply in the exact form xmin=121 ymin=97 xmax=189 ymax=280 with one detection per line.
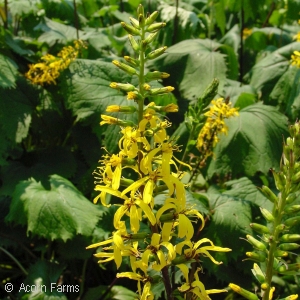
xmin=246 ymin=235 xmax=266 ymax=251
xmin=277 ymin=263 xmax=300 ymax=274
xmin=109 ymin=82 xmax=136 ymax=92
xmin=146 ymin=22 xmax=166 ymax=32
xmin=272 ymin=169 xmax=285 ymax=191
xmin=259 ymin=185 xmax=278 ymax=204
xmin=128 ymin=35 xmax=140 ymax=52
xmin=292 ymin=170 xmax=300 ymax=183
xmin=148 ymin=86 xmax=174 ymax=95
xmin=246 ymin=251 xmax=267 ymax=262
xmin=129 ymin=17 xmax=140 ymax=29
xmin=121 ymin=22 xmax=140 ymax=35
xmin=250 ymin=223 xmax=270 ymax=234
xmin=274 ymin=249 xmax=288 ymax=257
xmin=284 ymin=205 xmax=300 ymax=214
xmin=280 ymin=234 xmax=300 ymax=242
xmin=143 ymin=32 xmax=159 ymax=45
xmin=284 ymin=216 xmax=300 ymax=227
xmin=229 ymin=284 xmax=259 ymax=300
xmin=106 ymin=105 xmax=137 ymax=113
xmin=146 ymin=46 xmax=168 ymax=60
xmin=260 ymin=207 xmax=274 ymax=222
xmin=278 ymin=243 xmax=300 ymax=251
xmin=137 ymin=4 xmax=144 ymax=18
xmin=145 ymin=11 xmax=159 ymax=25
xmin=112 ymin=60 xmax=137 ymax=75
xmin=145 ymin=71 xmax=170 ymax=82
xmin=124 ymin=56 xmax=140 ymax=67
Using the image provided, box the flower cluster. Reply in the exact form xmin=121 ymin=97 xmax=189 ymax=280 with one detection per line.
xmin=291 ymin=51 xmax=300 ymax=68
xmin=87 ymin=5 xmax=231 ymax=300
xmin=230 ymin=122 xmax=300 ymax=300
xmin=196 ymin=98 xmax=239 ymax=158
xmin=25 ymin=40 xmax=86 ymax=85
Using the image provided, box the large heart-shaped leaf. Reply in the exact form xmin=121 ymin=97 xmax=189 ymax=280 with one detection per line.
xmin=207 ymin=103 xmax=288 ymax=178
xmin=147 ymin=39 xmax=228 ymax=101
xmin=6 ymin=174 xmax=103 ymax=241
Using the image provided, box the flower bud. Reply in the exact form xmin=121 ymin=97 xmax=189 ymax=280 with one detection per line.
xmin=250 ymin=223 xmax=270 ymax=234
xmin=120 ymin=178 xmax=135 ymax=187
xmin=261 ymin=283 xmax=269 ymax=290
xmin=275 ymin=224 xmax=286 ymax=232
xmin=280 ymin=234 xmax=300 ymax=242
xmin=229 ymin=284 xmax=259 ymax=300
xmin=146 ymin=22 xmax=166 ymax=32
xmin=106 ymin=105 xmax=137 ymax=113
xmin=246 ymin=251 xmax=267 ymax=262
xmin=159 ymin=212 xmax=177 ymax=223
xmin=100 ymin=115 xmax=135 ymax=127
xmin=146 ymin=46 xmax=168 ymax=60
xmin=274 ymin=249 xmax=288 ymax=257
xmin=277 ymin=263 xmax=300 ymax=274
xmin=110 ymin=82 xmax=136 ymax=92
xmin=271 ymin=169 xmax=285 ymax=191
xmin=246 ymin=235 xmax=266 ymax=251
xmin=129 ymin=17 xmax=140 ymax=29
xmin=127 ymin=91 xmax=143 ymax=101
xmin=278 ymin=243 xmax=300 ymax=251
xmin=286 ymin=192 xmax=298 ymax=204
xmin=251 ymin=263 xmax=265 ymax=284
xmin=282 ymin=295 xmax=299 ymax=300
xmin=137 ymin=4 xmax=144 ymax=18
xmin=145 ymin=71 xmax=170 ymax=82
xmin=143 ymin=32 xmax=159 ymax=45
xmin=138 ymin=14 xmax=145 ymax=26
xmin=145 ymin=11 xmax=159 ymax=25
xmin=284 ymin=205 xmax=300 ymax=214
xmin=121 ymin=22 xmax=140 ymax=35
xmin=292 ymin=170 xmax=300 ymax=183
xmin=284 ymin=216 xmax=300 ymax=227
xmin=124 ymin=56 xmax=140 ymax=67
xmin=128 ymin=35 xmax=140 ymax=52
xmin=260 ymin=207 xmax=274 ymax=222
xmin=259 ymin=185 xmax=278 ymax=204
xmin=148 ymin=86 xmax=174 ymax=95
xmin=112 ymin=60 xmax=137 ymax=75
xmin=199 ymin=78 xmax=219 ymax=107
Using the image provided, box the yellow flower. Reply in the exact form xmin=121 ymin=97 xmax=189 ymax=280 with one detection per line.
xmin=291 ymin=51 xmax=300 ymax=68
xmin=197 ymin=98 xmax=239 ymax=155
xmin=178 ymin=267 xmax=227 ymax=300
xmin=176 ymin=238 xmax=231 ymax=264
xmin=100 ymin=115 xmax=119 ymax=126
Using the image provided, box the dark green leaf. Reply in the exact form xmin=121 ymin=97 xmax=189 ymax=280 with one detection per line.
xmin=207 ymin=103 xmax=288 ymax=177
xmin=6 ymin=174 xmax=102 ymax=241
xmin=0 ymin=54 xmax=18 ymax=88
xmin=20 ymin=260 xmax=67 ymax=300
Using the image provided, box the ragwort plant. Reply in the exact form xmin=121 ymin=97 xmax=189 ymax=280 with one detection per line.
xmin=86 ymin=4 xmax=237 ymax=300
xmin=229 ymin=122 xmax=300 ymax=300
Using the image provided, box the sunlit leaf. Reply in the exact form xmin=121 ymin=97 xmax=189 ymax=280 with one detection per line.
xmin=0 ymin=54 xmax=18 ymax=88
xmin=6 ymin=174 xmax=103 ymax=241
xmin=147 ymin=39 xmax=228 ymax=101
xmin=207 ymin=103 xmax=288 ymax=177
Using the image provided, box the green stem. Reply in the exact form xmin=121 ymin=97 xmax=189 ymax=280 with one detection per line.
xmin=0 ymin=247 xmax=28 ymax=276
xmin=262 ymin=186 xmax=289 ymax=300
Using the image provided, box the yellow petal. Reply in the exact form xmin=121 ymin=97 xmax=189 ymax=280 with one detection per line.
xmin=162 ymin=222 xmax=173 ymax=242
xmin=130 ymin=204 xmax=140 ymax=233
xmin=135 ymin=199 xmax=156 ymax=226
xmin=178 ymin=214 xmax=194 ymax=240
xmin=177 ymin=264 xmax=189 ymax=283
xmin=114 ymin=206 xmax=129 ymax=229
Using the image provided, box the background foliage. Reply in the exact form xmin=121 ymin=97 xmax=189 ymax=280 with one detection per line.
xmin=0 ymin=0 xmax=299 ymax=299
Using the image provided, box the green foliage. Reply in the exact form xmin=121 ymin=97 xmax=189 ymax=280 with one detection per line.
xmin=6 ymin=174 xmax=103 ymax=241
xmin=208 ymin=103 xmax=289 ymax=177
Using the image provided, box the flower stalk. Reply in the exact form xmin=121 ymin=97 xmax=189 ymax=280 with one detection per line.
xmin=87 ymin=5 xmax=232 ymax=300
xmin=230 ymin=122 xmax=300 ymax=300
